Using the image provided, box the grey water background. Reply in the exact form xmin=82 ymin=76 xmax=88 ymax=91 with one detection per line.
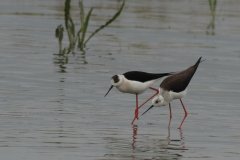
xmin=0 ymin=0 xmax=240 ymax=159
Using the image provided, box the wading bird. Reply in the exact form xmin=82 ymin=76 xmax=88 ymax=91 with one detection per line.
xmin=142 ymin=57 xmax=204 ymax=129
xmin=104 ymin=71 xmax=174 ymax=124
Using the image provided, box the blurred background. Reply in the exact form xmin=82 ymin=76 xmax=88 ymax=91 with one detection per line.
xmin=0 ymin=0 xmax=239 ymax=159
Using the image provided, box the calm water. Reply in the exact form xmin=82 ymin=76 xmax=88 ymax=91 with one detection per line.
xmin=0 ymin=0 xmax=240 ymax=159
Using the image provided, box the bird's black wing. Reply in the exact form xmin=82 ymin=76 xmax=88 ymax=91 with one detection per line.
xmin=123 ymin=71 xmax=172 ymax=83
xmin=160 ymin=57 xmax=202 ymax=92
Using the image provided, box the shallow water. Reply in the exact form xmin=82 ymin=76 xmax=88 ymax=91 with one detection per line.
xmin=0 ymin=0 xmax=240 ymax=159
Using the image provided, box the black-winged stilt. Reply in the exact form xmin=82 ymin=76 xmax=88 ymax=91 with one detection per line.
xmin=104 ymin=71 xmax=174 ymax=124
xmin=142 ymin=57 xmax=204 ymax=129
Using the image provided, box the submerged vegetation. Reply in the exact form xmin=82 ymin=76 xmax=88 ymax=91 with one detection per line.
xmin=55 ymin=25 xmax=64 ymax=53
xmin=207 ymin=0 xmax=217 ymax=35
xmin=55 ymin=0 xmax=125 ymax=55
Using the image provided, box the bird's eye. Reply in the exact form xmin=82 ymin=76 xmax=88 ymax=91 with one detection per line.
xmin=156 ymin=101 xmax=159 ymax=103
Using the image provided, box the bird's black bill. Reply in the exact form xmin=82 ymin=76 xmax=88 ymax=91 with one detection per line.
xmin=142 ymin=105 xmax=154 ymax=115
xmin=104 ymin=85 xmax=113 ymax=97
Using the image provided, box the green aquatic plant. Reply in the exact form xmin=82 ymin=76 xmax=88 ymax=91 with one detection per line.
xmin=55 ymin=0 xmax=125 ymax=54
xmin=81 ymin=0 xmax=125 ymax=49
xmin=64 ymin=0 xmax=77 ymax=53
xmin=78 ymin=0 xmax=93 ymax=51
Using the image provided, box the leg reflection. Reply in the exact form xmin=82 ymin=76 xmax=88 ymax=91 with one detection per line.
xmin=167 ymin=128 xmax=184 ymax=140
xmin=132 ymin=125 xmax=138 ymax=151
xmin=166 ymin=128 xmax=186 ymax=156
xmin=179 ymin=128 xmax=186 ymax=154
xmin=179 ymin=128 xmax=183 ymax=140
xmin=167 ymin=127 xmax=171 ymax=139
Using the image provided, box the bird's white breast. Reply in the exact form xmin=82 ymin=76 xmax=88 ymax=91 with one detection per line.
xmin=116 ymin=77 xmax=158 ymax=94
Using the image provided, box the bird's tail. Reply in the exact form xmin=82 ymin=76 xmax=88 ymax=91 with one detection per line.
xmin=180 ymin=56 xmax=204 ymax=88
xmin=193 ymin=56 xmax=204 ymax=71
xmin=169 ymin=57 xmax=205 ymax=75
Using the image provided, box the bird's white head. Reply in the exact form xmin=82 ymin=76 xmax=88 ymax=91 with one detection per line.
xmin=152 ymin=95 xmax=164 ymax=107
xmin=142 ymin=95 xmax=165 ymax=115
xmin=110 ymin=75 xmax=123 ymax=87
xmin=104 ymin=74 xmax=124 ymax=97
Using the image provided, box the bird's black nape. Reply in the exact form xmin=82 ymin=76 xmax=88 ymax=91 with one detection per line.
xmin=104 ymin=85 xmax=113 ymax=97
xmin=142 ymin=105 xmax=154 ymax=115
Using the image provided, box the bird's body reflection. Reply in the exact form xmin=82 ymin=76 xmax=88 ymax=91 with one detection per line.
xmin=104 ymin=125 xmax=188 ymax=159
xmin=167 ymin=128 xmax=184 ymax=140
xmin=131 ymin=125 xmax=187 ymax=159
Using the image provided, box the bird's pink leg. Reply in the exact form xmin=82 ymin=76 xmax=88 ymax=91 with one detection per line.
xmin=169 ymin=103 xmax=172 ymax=119
xmin=137 ymin=87 xmax=159 ymax=110
xmin=131 ymin=87 xmax=159 ymax=124
xmin=178 ymin=99 xmax=188 ymax=129
xmin=168 ymin=103 xmax=172 ymax=128
xmin=134 ymin=94 xmax=139 ymax=120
